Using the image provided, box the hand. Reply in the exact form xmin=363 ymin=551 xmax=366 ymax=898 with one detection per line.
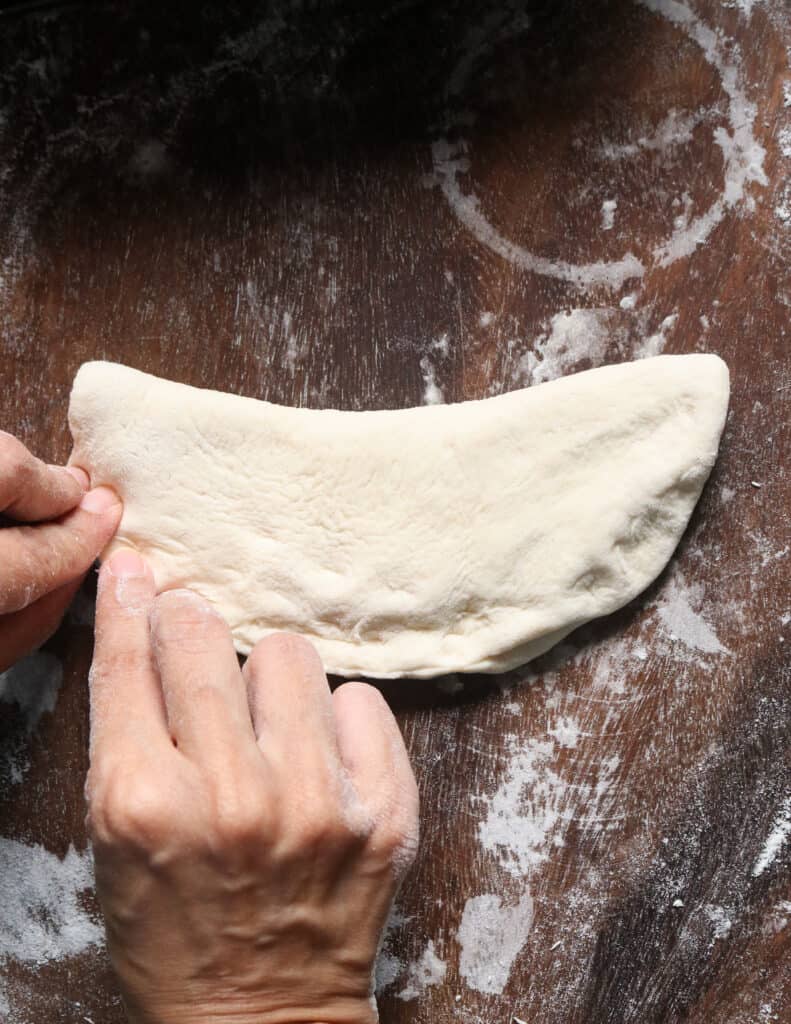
xmin=0 ymin=431 xmax=122 ymax=673
xmin=87 ymin=549 xmax=419 ymax=1024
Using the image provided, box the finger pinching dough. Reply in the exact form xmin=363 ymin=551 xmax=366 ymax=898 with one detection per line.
xmin=69 ymin=355 xmax=729 ymax=679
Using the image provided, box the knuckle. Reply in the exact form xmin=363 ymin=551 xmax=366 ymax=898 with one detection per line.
xmin=212 ymin=790 xmax=269 ymax=850
xmin=35 ymin=522 xmax=88 ymax=582
xmin=0 ymin=433 xmax=33 ymax=483
xmin=254 ymin=631 xmax=319 ymax=669
xmin=152 ymin=590 xmax=227 ymax=652
xmin=290 ymin=802 xmax=357 ymax=853
xmin=370 ymin=789 xmax=420 ymax=864
xmin=88 ymin=769 xmax=171 ymax=850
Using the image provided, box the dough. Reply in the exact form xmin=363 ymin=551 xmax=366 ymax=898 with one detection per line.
xmin=68 ymin=355 xmax=729 ymax=679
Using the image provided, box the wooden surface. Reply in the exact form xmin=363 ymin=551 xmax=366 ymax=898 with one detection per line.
xmin=0 ymin=1 xmax=789 ymax=1021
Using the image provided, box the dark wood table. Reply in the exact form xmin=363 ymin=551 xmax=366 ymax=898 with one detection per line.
xmin=1 ymin=1 xmax=789 ymax=1021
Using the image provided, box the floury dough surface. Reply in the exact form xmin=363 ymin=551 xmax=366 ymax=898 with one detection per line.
xmin=68 ymin=356 xmax=729 ymax=679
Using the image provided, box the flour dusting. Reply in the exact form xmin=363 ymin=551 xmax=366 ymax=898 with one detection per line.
xmin=476 ymin=730 xmax=621 ymax=877
xmin=752 ymin=797 xmax=791 ymax=877
xmin=420 ymin=357 xmax=444 ymax=405
xmin=457 ymin=891 xmax=533 ymax=995
xmin=396 ymin=940 xmax=447 ymax=1001
xmin=634 ymin=312 xmax=678 ymax=358
xmin=601 ymin=199 xmax=618 ymax=230
xmin=704 ymin=903 xmax=733 ymax=939
xmin=374 ymin=906 xmax=409 ymax=994
xmin=597 ymin=108 xmax=710 ymax=160
xmin=655 ymin=575 xmax=729 ymax=655
xmin=0 ymin=840 xmax=103 ymax=963
xmin=521 ymin=309 xmax=609 ymax=384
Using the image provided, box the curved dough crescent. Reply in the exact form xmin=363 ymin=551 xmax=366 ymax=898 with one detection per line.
xmin=68 ymin=355 xmax=729 ymax=678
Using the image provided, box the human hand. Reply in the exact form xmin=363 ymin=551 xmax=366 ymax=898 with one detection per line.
xmin=88 ymin=549 xmax=419 ymax=1024
xmin=0 ymin=431 xmax=122 ymax=673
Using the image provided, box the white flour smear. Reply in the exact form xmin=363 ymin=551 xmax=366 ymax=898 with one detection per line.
xmin=374 ymin=906 xmax=409 ymax=994
xmin=633 ymin=312 xmax=678 ymax=358
xmin=764 ymin=900 xmax=791 ymax=936
xmin=420 ymin=357 xmax=444 ymax=405
xmin=655 ymin=574 xmax=729 ymax=656
xmin=705 ymin=903 xmax=734 ymax=939
xmin=516 ymin=303 xmax=682 ymax=386
xmin=431 ymin=0 xmax=766 ymax=288
xmin=601 ymin=199 xmax=618 ymax=230
xmin=0 ymin=840 xmax=103 ymax=963
xmin=597 ymin=108 xmax=714 ymax=160
xmin=457 ymin=891 xmax=533 ymax=994
xmin=431 ymin=138 xmax=644 ymax=290
xmin=476 ymin=729 xmax=622 ymax=878
xmin=752 ymin=797 xmax=791 ymax=877
xmin=641 ymin=0 xmax=767 ymax=265
xmin=521 ymin=309 xmax=610 ymax=384
xmin=396 ymin=940 xmax=447 ymax=1001
xmin=722 ymin=0 xmax=765 ymax=15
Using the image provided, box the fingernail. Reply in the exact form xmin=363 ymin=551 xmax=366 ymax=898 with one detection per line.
xmin=63 ymin=465 xmax=90 ymax=489
xmin=80 ymin=486 xmax=120 ymax=514
xmin=108 ymin=548 xmax=146 ymax=576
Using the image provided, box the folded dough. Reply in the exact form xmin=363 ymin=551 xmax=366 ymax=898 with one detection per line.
xmin=69 ymin=355 xmax=729 ymax=678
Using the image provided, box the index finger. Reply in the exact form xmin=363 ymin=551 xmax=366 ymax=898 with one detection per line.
xmin=0 ymin=431 xmax=88 ymax=522
xmin=90 ymin=549 xmax=171 ymax=765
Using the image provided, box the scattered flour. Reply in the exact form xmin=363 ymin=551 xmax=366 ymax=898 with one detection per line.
xmin=655 ymin=574 xmax=729 ymax=655
xmin=601 ymin=199 xmax=618 ymax=230
xmin=634 ymin=312 xmax=678 ymax=358
xmin=752 ymin=797 xmax=791 ymax=877
xmin=520 ymin=308 xmax=610 ymax=384
xmin=396 ymin=940 xmax=447 ymax=1001
xmin=705 ymin=903 xmax=733 ymax=939
xmin=432 ymin=332 xmax=450 ymax=356
xmin=0 ymin=651 xmax=63 ymax=732
xmin=764 ymin=900 xmax=791 ymax=936
xmin=374 ymin=906 xmax=409 ymax=993
xmin=597 ymin=108 xmax=709 ymax=160
xmin=420 ymin=357 xmax=444 ymax=405
xmin=548 ymin=716 xmax=581 ymax=749
xmin=721 ymin=0 xmax=765 ymax=15
xmin=476 ymin=730 xmax=621 ymax=877
xmin=457 ymin=891 xmax=533 ymax=995
xmin=589 ymin=636 xmax=643 ymax=695
xmin=0 ymin=840 xmax=103 ymax=963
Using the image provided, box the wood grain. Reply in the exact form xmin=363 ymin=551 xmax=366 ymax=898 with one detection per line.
xmin=0 ymin=1 xmax=788 ymax=1022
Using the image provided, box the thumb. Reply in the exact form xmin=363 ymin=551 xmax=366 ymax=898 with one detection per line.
xmin=0 ymin=486 xmax=122 ymax=615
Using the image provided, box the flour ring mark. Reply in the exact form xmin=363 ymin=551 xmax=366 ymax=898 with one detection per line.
xmin=431 ymin=0 xmax=767 ymax=289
